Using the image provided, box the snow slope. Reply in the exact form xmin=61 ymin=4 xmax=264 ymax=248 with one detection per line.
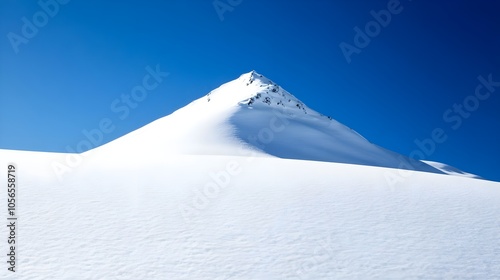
xmin=1 ymin=71 xmax=498 ymax=279
xmin=88 ymin=71 xmax=463 ymax=177
xmin=0 ymin=149 xmax=499 ymax=279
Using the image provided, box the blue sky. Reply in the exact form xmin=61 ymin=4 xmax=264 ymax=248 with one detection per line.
xmin=1 ymin=0 xmax=499 ymax=181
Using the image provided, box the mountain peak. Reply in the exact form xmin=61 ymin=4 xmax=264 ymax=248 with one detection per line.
xmin=205 ymin=71 xmax=313 ymax=116
xmin=238 ymin=70 xmax=273 ymax=86
xmin=89 ymin=71 xmax=461 ymax=178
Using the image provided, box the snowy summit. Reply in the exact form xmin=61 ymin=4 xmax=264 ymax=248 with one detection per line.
xmin=90 ymin=70 xmax=473 ymax=178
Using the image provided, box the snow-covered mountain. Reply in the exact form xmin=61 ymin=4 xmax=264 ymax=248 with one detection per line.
xmin=1 ymin=71 xmax=498 ymax=279
xmin=87 ymin=71 xmax=467 ymax=177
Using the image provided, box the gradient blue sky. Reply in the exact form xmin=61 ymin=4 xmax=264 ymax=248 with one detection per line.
xmin=1 ymin=0 xmax=499 ymax=181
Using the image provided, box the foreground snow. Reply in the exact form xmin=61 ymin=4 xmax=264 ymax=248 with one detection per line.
xmin=1 ymin=150 xmax=499 ymax=279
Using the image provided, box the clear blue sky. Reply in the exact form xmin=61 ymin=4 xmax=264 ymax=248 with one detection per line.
xmin=1 ymin=0 xmax=499 ymax=181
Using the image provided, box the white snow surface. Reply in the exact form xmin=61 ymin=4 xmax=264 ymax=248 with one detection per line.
xmin=1 ymin=150 xmax=500 ymax=279
xmin=1 ymin=71 xmax=499 ymax=279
